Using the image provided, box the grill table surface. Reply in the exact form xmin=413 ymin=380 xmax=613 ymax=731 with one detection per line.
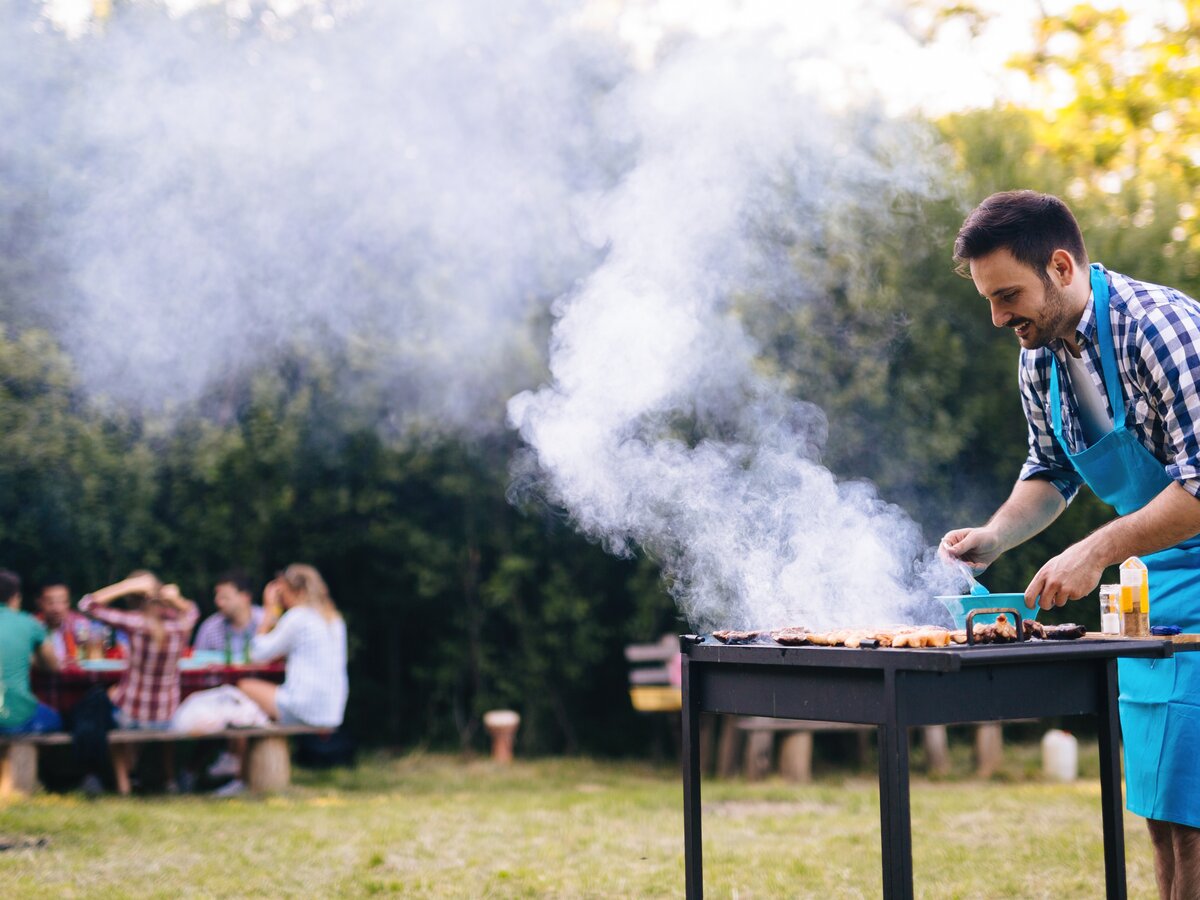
xmin=679 ymin=634 xmax=1182 ymax=899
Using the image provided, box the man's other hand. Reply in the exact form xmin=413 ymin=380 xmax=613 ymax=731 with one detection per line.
xmin=1025 ymin=542 xmax=1104 ymax=610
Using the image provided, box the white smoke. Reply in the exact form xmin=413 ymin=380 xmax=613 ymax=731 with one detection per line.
xmin=6 ymin=0 xmax=982 ymax=627
xmin=4 ymin=0 xmax=621 ymax=433
xmin=509 ymin=36 xmax=956 ymax=631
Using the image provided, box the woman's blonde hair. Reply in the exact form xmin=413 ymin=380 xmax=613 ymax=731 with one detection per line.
xmin=281 ymin=564 xmax=340 ymax=623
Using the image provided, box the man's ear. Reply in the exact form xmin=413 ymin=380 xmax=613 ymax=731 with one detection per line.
xmin=1048 ymin=248 xmax=1077 ymax=287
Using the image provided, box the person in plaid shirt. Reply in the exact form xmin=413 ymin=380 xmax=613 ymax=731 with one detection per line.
xmin=941 ymin=191 xmax=1200 ymax=897
xmin=79 ymin=572 xmax=198 ymax=795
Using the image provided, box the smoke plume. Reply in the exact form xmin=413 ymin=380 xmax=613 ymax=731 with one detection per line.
xmin=509 ymin=36 xmax=955 ymax=630
xmin=5 ymin=1 xmax=977 ymax=627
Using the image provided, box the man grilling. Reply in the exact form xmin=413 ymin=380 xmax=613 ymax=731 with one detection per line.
xmin=942 ymin=190 xmax=1200 ymax=898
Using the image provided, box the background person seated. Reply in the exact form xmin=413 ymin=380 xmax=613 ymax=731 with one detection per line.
xmin=192 ymin=569 xmax=265 ymax=781
xmin=217 ymin=564 xmax=347 ymax=796
xmin=36 ymin=578 xmax=103 ymax=664
xmin=79 ymin=572 xmax=199 ymax=794
xmin=0 ymin=569 xmax=63 ymax=734
xmin=192 ymin=569 xmax=263 ymax=662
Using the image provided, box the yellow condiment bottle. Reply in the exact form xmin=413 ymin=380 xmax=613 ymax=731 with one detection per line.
xmin=1120 ymin=557 xmax=1150 ymax=636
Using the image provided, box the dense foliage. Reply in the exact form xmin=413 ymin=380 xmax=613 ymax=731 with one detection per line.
xmin=2 ymin=2 xmax=1198 ymax=754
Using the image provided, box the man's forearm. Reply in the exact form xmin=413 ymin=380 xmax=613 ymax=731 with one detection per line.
xmin=89 ymin=579 xmax=134 ymax=605
xmin=986 ymin=479 xmax=1068 ymax=552
xmin=1079 ymin=482 xmax=1200 ymax=566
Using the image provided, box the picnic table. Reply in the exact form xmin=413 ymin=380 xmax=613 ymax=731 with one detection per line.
xmin=3 ymin=654 xmax=312 ymax=798
xmin=31 ymin=652 xmax=284 ymax=714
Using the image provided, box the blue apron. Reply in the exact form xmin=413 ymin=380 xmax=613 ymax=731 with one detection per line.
xmin=1048 ymin=264 xmax=1200 ymax=826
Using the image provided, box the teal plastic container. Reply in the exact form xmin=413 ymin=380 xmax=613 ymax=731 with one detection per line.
xmin=936 ymin=593 xmax=1040 ymax=631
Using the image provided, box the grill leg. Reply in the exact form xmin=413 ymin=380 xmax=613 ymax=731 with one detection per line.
xmin=682 ymin=656 xmax=703 ymax=899
xmin=1098 ymin=658 xmax=1127 ymax=899
xmin=878 ymin=673 xmax=914 ymax=900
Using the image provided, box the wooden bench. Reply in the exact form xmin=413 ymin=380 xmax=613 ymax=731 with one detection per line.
xmin=0 ymin=725 xmax=329 ymax=798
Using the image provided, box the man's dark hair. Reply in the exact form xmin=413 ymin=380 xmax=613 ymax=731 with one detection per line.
xmin=37 ymin=576 xmax=69 ymax=595
xmin=0 ymin=569 xmax=21 ymax=606
xmin=954 ymin=190 xmax=1088 ymax=282
xmin=215 ymin=569 xmax=254 ymax=595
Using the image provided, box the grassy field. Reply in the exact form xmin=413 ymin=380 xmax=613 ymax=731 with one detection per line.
xmin=0 ymin=742 xmax=1163 ymax=898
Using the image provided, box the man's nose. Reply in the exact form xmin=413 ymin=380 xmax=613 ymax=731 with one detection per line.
xmin=989 ymin=301 xmax=1007 ymax=328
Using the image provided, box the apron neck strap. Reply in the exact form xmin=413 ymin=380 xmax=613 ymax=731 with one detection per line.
xmin=1049 ymin=263 xmax=1124 ymax=440
xmin=1090 ymin=263 xmax=1126 ymax=423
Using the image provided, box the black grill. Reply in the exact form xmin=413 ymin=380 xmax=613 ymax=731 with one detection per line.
xmin=679 ymin=631 xmax=1185 ymax=899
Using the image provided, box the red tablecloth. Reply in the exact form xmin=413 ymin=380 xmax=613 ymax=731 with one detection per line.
xmin=32 ymin=663 xmax=285 ymax=715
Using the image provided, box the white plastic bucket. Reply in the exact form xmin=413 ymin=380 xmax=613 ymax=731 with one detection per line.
xmin=1041 ymin=729 xmax=1078 ymax=782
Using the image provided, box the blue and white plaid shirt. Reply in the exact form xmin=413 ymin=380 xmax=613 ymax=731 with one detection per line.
xmin=1019 ymin=265 xmax=1200 ymax=503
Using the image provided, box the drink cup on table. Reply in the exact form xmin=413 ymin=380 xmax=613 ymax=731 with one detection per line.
xmin=1098 ymin=584 xmax=1122 ymax=635
xmin=85 ymin=632 xmax=104 ymax=660
xmin=1120 ymin=558 xmax=1150 ymax=637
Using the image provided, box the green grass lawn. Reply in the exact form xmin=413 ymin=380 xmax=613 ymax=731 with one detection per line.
xmin=0 ymin=743 xmax=1162 ymax=898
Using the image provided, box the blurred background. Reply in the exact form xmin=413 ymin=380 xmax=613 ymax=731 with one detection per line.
xmin=2 ymin=0 xmax=1197 ymax=756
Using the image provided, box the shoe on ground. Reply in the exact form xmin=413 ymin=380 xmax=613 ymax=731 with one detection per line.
xmin=206 ymin=751 xmax=240 ymax=779
xmin=80 ymin=774 xmax=104 ymax=797
xmin=213 ymin=778 xmax=246 ymax=798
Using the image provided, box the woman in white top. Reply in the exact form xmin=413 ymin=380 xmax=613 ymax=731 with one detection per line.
xmin=237 ymin=564 xmax=348 ymax=729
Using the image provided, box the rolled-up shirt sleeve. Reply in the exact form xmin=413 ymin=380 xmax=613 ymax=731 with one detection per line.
xmin=1017 ymin=353 xmax=1082 ymax=504
xmin=1134 ymin=309 xmax=1200 ymax=497
xmin=79 ymin=593 xmax=146 ymax=632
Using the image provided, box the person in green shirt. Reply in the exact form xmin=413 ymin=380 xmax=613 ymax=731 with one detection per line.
xmin=0 ymin=569 xmax=63 ymax=733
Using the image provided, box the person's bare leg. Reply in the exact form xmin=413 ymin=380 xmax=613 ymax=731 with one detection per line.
xmin=1169 ymin=822 xmax=1200 ymax=900
xmin=111 ymin=744 xmax=133 ymax=796
xmin=1149 ymin=819 xmax=1176 ymax=900
xmin=236 ymin=678 xmax=279 ymax=719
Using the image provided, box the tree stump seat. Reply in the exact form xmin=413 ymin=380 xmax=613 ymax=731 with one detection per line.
xmin=731 ymin=719 xmax=1021 ymax=781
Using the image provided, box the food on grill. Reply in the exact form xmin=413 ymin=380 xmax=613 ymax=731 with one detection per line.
xmin=769 ymin=627 xmax=810 ymax=645
xmin=809 ymin=629 xmax=860 ymax=647
xmin=711 ymin=629 xmax=763 ymax=644
xmin=890 ymin=627 xmax=952 ymax=648
xmin=802 ymin=626 xmax=949 ymax=648
xmin=806 ymin=629 xmax=882 ymax=648
xmin=969 ymin=613 xmax=1019 ymax=643
xmin=844 ymin=632 xmax=881 ymax=649
xmin=1042 ymin=623 xmax=1087 ymax=640
xmin=712 ymin=617 xmax=1087 ymax=649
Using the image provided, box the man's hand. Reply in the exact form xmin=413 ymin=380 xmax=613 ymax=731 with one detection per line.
xmin=940 ymin=526 xmax=1005 ymax=573
xmin=259 ymin=579 xmax=283 ymax=634
xmin=941 ymin=480 xmax=1067 ymax=578
xmin=158 ymin=583 xmax=192 ymax=611
xmin=1025 ymin=541 xmax=1106 ymax=610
